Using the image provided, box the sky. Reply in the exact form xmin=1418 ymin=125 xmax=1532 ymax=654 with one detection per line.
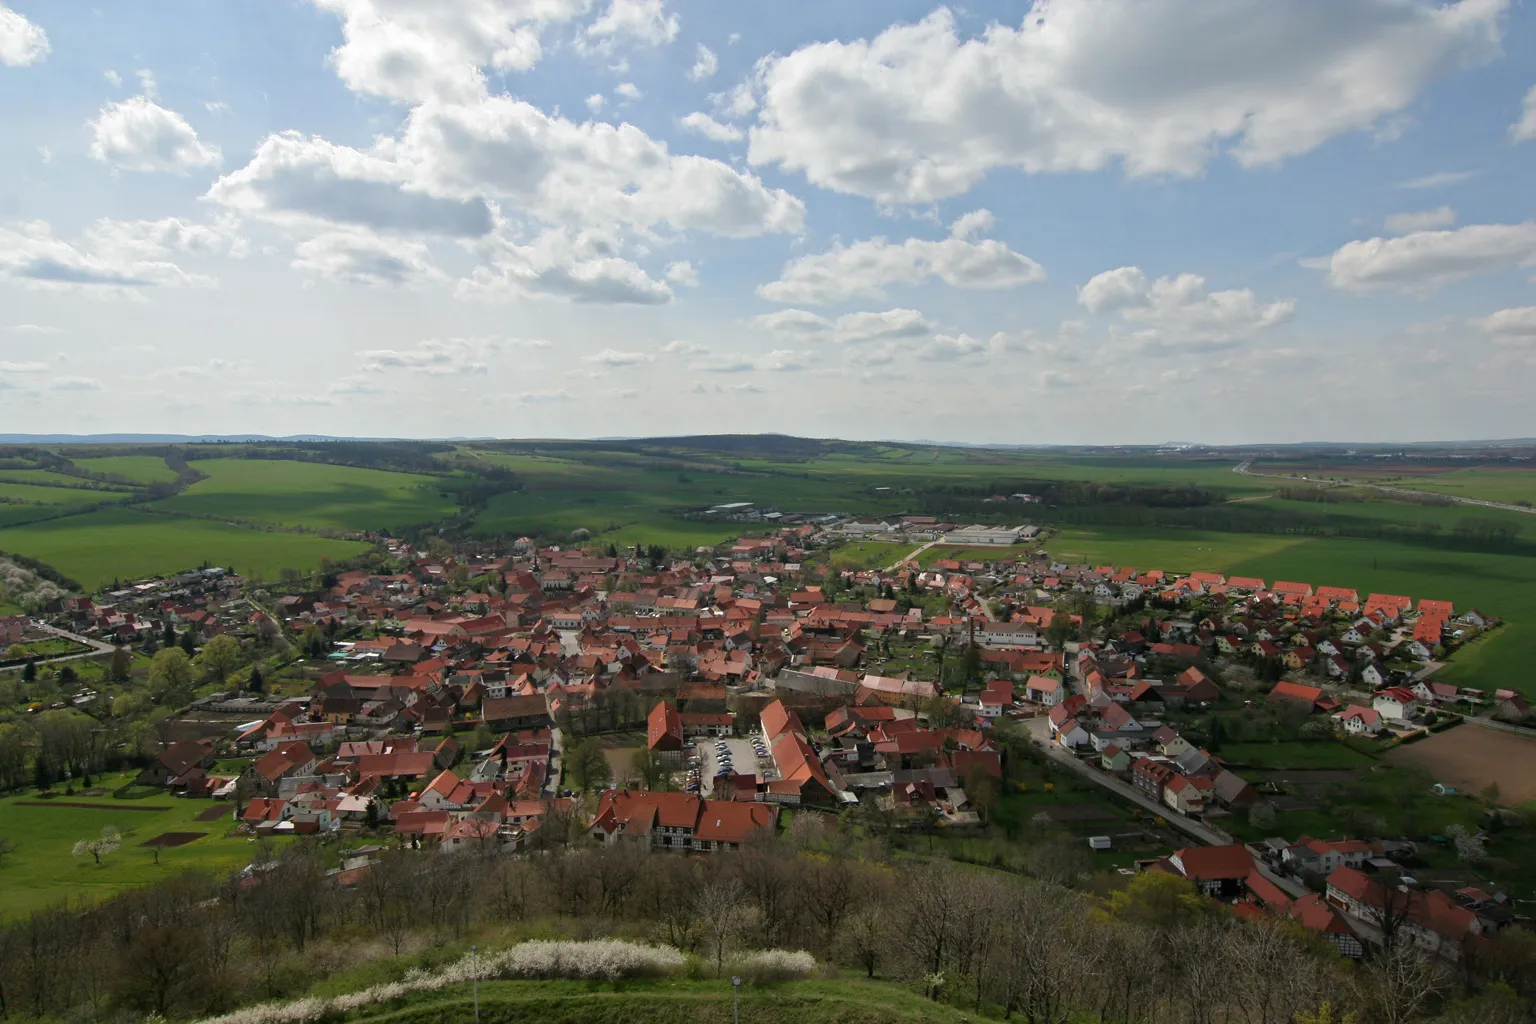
xmin=1 ymin=0 xmax=1534 ymax=445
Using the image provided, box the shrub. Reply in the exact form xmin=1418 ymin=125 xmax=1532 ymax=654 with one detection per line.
xmin=728 ymin=949 xmax=818 ymax=984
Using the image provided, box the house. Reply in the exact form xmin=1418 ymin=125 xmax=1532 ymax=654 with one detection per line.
xmin=1325 ymin=866 xmax=1481 ymax=960
xmin=646 ymin=701 xmax=684 ymax=753
xmin=1372 ymin=687 xmax=1421 ymax=723
xmin=1266 ymin=681 xmax=1323 ymax=710
xmin=1163 ymin=774 xmax=1213 ymax=816
xmin=1335 ymin=705 xmax=1382 ymax=737
xmin=1025 ymin=675 xmax=1063 ymax=706
xmin=136 ymin=739 xmax=215 ymax=787
xmin=1131 ymin=756 xmax=1175 ymax=802
xmin=1099 ymin=744 xmax=1131 ymax=773
xmin=1284 ymin=836 xmax=1382 ymax=876
xmin=1211 ymin=769 xmax=1256 ymax=808
xmin=977 ymin=680 xmax=1014 ymax=718
xmin=1168 ymin=844 xmax=1255 ymax=901
xmin=482 ymin=694 xmax=550 ymax=731
xmin=1288 ymin=894 xmax=1366 ymax=958
xmin=244 ymin=741 xmax=316 ymax=798
xmin=587 ymin=790 xmax=776 ymax=852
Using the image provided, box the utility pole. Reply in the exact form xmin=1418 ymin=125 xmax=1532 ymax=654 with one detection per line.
xmin=472 ymin=944 xmax=480 ymax=1022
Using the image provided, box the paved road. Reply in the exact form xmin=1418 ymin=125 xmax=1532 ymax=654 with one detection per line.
xmin=1234 ymin=460 xmax=1536 ymax=516
xmin=22 ymin=622 xmax=118 ymax=664
xmin=886 ymin=540 xmax=938 ymax=572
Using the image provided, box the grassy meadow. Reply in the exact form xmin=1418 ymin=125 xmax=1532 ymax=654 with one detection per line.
xmin=0 ymin=508 xmax=369 ymax=588
xmin=0 ymin=773 xmax=266 ymax=917
xmin=73 ymin=454 xmax=180 ymax=483
xmin=159 ymin=458 xmax=460 ymax=532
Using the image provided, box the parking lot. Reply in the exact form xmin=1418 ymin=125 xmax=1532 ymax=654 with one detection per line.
xmin=692 ymin=736 xmax=767 ymax=796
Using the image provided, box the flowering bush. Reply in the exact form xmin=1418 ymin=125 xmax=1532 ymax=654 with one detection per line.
xmin=728 ymin=949 xmax=818 ymax=984
xmin=191 ymin=940 xmax=688 ymax=1024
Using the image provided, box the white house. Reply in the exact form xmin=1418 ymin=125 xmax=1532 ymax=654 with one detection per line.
xmin=1025 ymin=676 xmax=1063 ymax=707
xmin=1335 ymin=705 xmax=1382 ymax=737
xmin=1372 ymin=687 xmax=1421 ymax=723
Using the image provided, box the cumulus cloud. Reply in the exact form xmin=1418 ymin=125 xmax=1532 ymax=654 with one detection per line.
xmin=757 ymin=211 xmax=1042 ymax=304
xmin=206 ymin=131 xmax=495 ymax=237
xmin=309 ymin=0 xmax=586 ymax=104
xmin=1385 ymin=206 xmax=1456 ymax=234
xmin=1078 ymin=266 xmax=1294 ymax=348
xmin=679 ymin=112 xmax=743 ymax=143
xmin=1397 ymin=170 xmax=1479 ymax=190
xmin=693 ymin=348 xmax=811 ymax=374
xmin=0 ymin=220 xmax=217 ymax=295
xmin=1471 ymin=306 xmax=1536 ymax=343
xmin=665 ymin=260 xmax=698 ymax=286
xmin=1320 ymin=221 xmax=1536 ymax=293
xmin=748 ymin=3 xmax=1504 ymax=203
xmin=89 ymin=96 xmax=222 ymax=173
xmin=357 ymin=337 xmax=494 ymax=374
xmin=661 ymin=339 xmax=707 ymax=355
xmin=0 ymin=3 xmax=48 ymax=67
xmin=1513 ymin=85 xmax=1536 ymax=143
xmin=583 ymin=348 xmax=654 ymax=365
xmin=292 ymin=230 xmax=442 ymax=286
xmin=615 ymin=81 xmax=643 ymax=101
xmin=459 ymin=226 xmax=673 ymax=304
xmin=916 ymin=333 xmax=986 ymax=360
xmin=398 ymin=97 xmax=803 ymax=237
xmin=579 ymin=0 xmax=679 ymax=55
xmin=753 ymin=307 xmax=939 ymax=345
xmin=689 ymin=43 xmax=718 ymax=80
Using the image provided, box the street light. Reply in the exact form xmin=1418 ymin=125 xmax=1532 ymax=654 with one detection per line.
xmin=472 ymin=944 xmax=480 ymax=1022
xmin=732 ymin=975 xmax=742 ymax=1024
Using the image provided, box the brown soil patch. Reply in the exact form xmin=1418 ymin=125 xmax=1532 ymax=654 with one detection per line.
xmin=1387 ymin=727 xmax=1536 ymax=804
xmin=1045 ymin=804 xmax=1117 ymax=824
xmin=15 ymin=800 xmax=168 ymax=811
xmin=142 ymin=832 xmax=207 ymax=848
xmin=604 ymin=747 xmax=641 ymax=785
xmin=196 ymin=805 xmax=233 ymax=822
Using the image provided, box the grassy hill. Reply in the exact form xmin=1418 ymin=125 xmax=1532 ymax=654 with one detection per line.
xmin=329 ymin=977 xmax=974 ymax=1024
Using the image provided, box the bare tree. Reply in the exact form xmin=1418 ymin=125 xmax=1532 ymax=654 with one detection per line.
xmin=1354 ymin=943 xmax=1450 ymax=1024
xmin=694 ymin=877 xmax=746 ymax=975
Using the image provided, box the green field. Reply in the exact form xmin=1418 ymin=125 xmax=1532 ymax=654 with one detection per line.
xmin=828 ymin=539 xmax=912 ymax=569
xmin=159 ymin=458 xmax=459 ymax=532
xmin=0 ymin=481 xmax=128 ymax=506
xmin=1044 ymin=525 xmax=1310 ymax=571
xmin=0 ymin=508 xmax=369 ymax=588
xmin=0 ymin=468 xmax=133 ymax=489
xmin=1399 ymin=468 xmax=1536 ymax=507
xmin=917 ymin=544 xmax=1034 ymax=567
xmin=73 ymin=454 xmax=179 ymax=483
xmin=0 ymin=775 xmax=265 ymax=917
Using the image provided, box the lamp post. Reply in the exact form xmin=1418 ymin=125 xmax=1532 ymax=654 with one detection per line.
xmin=732 ymin=975 xmax=742 ymax=1024
xmin=472 ymin=944 xmax=480 ymax=1022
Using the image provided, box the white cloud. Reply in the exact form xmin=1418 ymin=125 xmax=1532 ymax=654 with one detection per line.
xmin=679 ymin=112 xmax=743 ymax=143
xmin=205 ymin=100 xmax=230 ymax=115
xmin=104 ymin=69 xmax=121 ymax=87
xmin=89 ymin=96 xmax=222 ymax=174
xmin=661 ymin=339 xmax=706 ymax=355
xmin=206 ymin=131 xmax=495 ymax=237
xmin=916 ymin=333 xmax=986 ymax=360
xmin=515 ymin=388 xmax=571 ymax=403
xmin=459 ymin=226 xmax=673 ymax=304
xmin=710 ymin=81 xmax=756 ymax=120
xmin=752 ymin=309 xmax=832 ymax=336
xmin=5 ymin=324 xmax=64 ymax=336
xmin=1384 ymin=206 xmax=1456 ymax=234
xmin=579 ymin=0 xmax=679 ymax=55
xmin=1321 ymin=222 xmax=1536 ymax=293
xmin=136 ymin=69 xmax=158 ymax=97
xmin=293 ymin=230 xmax=442 ymax=287
xmin=749 ymin=3 xmax=1504 ymax=203
xmin=586 ymin=93 xmax=605 ymax=112
xmin=584 ymin=348 xmax=654 ymax=365
xmin=1471 ymin=306 xmax=1536 ymax=343
xmin=615 ymin=81 xmax=643 ymax=101
xmin=37 ymin=146 xmax=50 ymax=165
xmin=1079 ymin=266 xmax=1294 ymax=348
xmin=1513 ymin=85 xmax=1536 ymax=143
xmin=357 ymin=337 xmax=494 ymax=374
xmin=689 ymin=43 xmax=718 ymax=81
xmin=0 ymin=220 xmax=216 ymax=295
xmin=398 ymin=96 xmax=804 ymax=237
xmin=51 ymin=377 xmax=105 ymax=392
xmin=0 ymin=360 xmax=48 ymax=373
xmin=0 ymin=3 xmax=48 ymax=67
xmin=1397 ymin=170 xmax=1478 ymax=189
xmin=832 ymin=308 xmax=935 ymax=343
xmin=758 ymin=212 xmax=1042 ymax=304
xmin=309 ymin=0 xmax=586 ymax=104
xmin=665 ymin=260 xmax=698 ymax=286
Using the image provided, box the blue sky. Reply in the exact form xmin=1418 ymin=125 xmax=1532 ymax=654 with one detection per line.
xmin=1 ymin=0 xmax=1534 ymax=443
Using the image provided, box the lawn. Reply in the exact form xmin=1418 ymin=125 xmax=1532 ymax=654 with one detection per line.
xmin=157 ymin=458 xmax=460 ymax=532
xmin=0 ymin=773 xmax=268 ymax=917
xmin=73 ymin=454 xmax=179 ymax=484
xmin=917 ymin=544 xmax=1033 ymax=567
xmin=827 ymin=539 xmax=912 ymax=570
xmin=1216 ymin=741 xmax=1379 ymax=770
xmin=0 ymin=508 xmax=370 ymax=589
xmin=1044 ymin=525 xmax=1310 ymax=572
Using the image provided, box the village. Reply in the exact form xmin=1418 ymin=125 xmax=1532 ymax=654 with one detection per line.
xmin=19 ymin=514 xmax=1531 ymax=970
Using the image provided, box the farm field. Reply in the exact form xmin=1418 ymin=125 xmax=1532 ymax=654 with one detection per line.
xmin=1386 ymin=725 xmax=1536 ymax=804
xmin=827 ymin=539 xmax=911 ymax=569
xmin=0 ymin=468 xmax=133 ymax=490
xmin=1396 ymin=467 xmax=1536 ymax=507
xmin=0 ymin=774 xmax=267 ymax=917
xmin=1045 ymin=525 xmax=1310 ymax=571
xmin=917 ymin=544 xmax=1033 ymax=567
xmin=1216 ymin=741 xmax=1379 ymax=770
xmin=0 ymin=480 xmax=128 ymax=506
xmin=72 ymin=454 xmax=179 ymax=483
xmin=158 ymin=458 xmax=460 ymax=532
xmin=0 ymin=508 xmax=369 ymax=588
